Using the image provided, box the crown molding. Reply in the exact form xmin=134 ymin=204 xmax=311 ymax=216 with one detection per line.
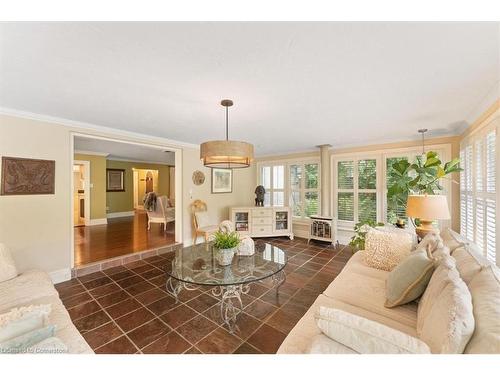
xmin=107 ymin=156 xmax=174 ymax=166
xmin=74 ymin=149 xmax=110 ymax=157
xmin=0 ymin=107 xmax=200 ymax=150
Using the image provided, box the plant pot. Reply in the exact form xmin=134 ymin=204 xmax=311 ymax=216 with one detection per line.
xmin=215 ymin=247 xmax=236 ymax=266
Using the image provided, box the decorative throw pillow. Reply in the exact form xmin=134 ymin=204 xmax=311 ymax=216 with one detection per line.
xmin=418 ymin=274 xmax=475 ymax=353
xmin=315 ymin=306 xmax=431 ymax=354
xmin=363 ymin=228 xmax=414 ymax=271
xmin=416 ymin=254 xmax=458 ymax=335
xmin=440 ymin=228 xmax=465 ymax=252
xmin=194 ymin=211 xmax=210 ymax=229
xmin=464 ymin=266 xmax=500 ymax=354
xmin=0 ymin=305 xmax=51 ymax=342
xmin=452 ymin=243 xmax=489 ymax=284
xmin=0 ymin=325 xmax=56 ymax=353
xmin=385 ymin=249 xmax=435 ymax=308
xmin=0 ymin=243 xmax=18 ymax=283
xmin=415 ymin=232 xmax=450 ymax=258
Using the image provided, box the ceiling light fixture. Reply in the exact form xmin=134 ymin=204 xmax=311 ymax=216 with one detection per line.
xmin=418 ymin=128 xmax=428 ymax=155
xmin=200 ymin=99 xmax=254 ymax=169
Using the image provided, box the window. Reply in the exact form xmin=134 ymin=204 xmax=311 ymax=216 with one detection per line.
xmin=336 ymin=158 xmax=377 ymax=224
xmin=260 ymin=165 xmax=285 ymax=207
xmin=289 ymin=162 xmax=320 ymax=218
xmin=460 ymin=128 xmax=497 ymax=264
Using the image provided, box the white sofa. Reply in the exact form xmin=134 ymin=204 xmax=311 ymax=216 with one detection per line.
xmin=278 ymin=228 xmax=500 ymax=354
xmin=0 ymin=270 xmax=93 ymax=354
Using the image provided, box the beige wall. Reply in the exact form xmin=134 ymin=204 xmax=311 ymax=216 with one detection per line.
xmin=0 ymin=113 xmax=255 ymax=278
xmin=74 ymin=153 xmax=107 ymax=220
xmin=105 ymin=160 xmax=170 ymax=213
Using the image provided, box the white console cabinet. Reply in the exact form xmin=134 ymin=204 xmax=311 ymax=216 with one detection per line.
xmin=230 ymin=207 xmax=293 ymax=240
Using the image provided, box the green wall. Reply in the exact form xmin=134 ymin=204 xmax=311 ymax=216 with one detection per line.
xmin=74 ymin=153 xmax=107 ymax=220
xmin=106 ymin=160 xmax=170 ymax=213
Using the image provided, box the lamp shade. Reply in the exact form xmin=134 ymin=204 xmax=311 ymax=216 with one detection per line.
xmin=406 ymin=195 xmax=450 ymax=221
xmin=200 ymin=140 xmax=254 ymax=169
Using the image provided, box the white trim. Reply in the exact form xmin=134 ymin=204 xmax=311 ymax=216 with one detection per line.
xmin=89 ymin=218 xmax=108 ymax=226
xmin=73 ymin=159 xmax=91 ymax=226
xmin=74 ymin=149 xmax=110 ymax=157
xmin=107 ymin=156 xmax=174 ymax=166
xmin=50 ymin=268 xmax=72 ymax=284
xmin=106 ymin=211 xmax=135 ymax=219
xmin=0 ymin=106 xmax=199 ymax=150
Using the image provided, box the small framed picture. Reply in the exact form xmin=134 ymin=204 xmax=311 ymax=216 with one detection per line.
xmin=211 ymin=168 xmax=232 ymax=194
xmin=106 ymin=168 xmax=125 ymax=192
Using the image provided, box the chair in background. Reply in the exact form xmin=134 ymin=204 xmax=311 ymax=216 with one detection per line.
xmin=191 ymin=199 xmax=218 ymax=244
xmin=146 ymin=195 xmax=175 ymax=232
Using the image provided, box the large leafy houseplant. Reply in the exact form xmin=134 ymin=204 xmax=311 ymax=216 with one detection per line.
xmin=349 ymin=219 xmax=384 ymax=252
xmin=387 ymin=151 xmax=462 ymax=224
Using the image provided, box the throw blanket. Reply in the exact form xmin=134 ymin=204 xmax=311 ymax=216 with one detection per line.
xmin=143 ymin=192 xmax=157 ymax=212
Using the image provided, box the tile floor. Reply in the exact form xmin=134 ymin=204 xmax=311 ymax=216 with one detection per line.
xmin=56 ymin=238 xmax=352 ymax=354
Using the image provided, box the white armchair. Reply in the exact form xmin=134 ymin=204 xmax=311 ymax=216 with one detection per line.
xmin=146 ymin=195 xmax=175 ymax=232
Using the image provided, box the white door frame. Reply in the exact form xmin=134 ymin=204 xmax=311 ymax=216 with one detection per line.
xmin=73 ymin=160 xmax=91 ymax=226
xmin=133 ymin=169 xmax=139 ymax=209
xmin=70 ymin=132 xmax=183 ymax=269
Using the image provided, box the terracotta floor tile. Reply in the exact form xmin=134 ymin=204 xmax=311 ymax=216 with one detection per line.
xmin=115 ymin=275 xmax=145 ymax=289
xmin=246 ymin=283 xmax=269 ymax=298
xmin=83 ymin=321 xmax=123 ymax=349
xmin=74 ymin=310 xmax=111 ymax=334
xmin=57 ymin=284 xmax=86 ymax=299
xmin=145 ymin=295 xmax=177 ymax=316
xmin=125 ymin=280 xmax=156 ymax=296
xmin=95 ymin=335 xmax=137 ymax=354
xmin=78 ymin=271 xmax=106 ymax=283
xmin=159 ymin=304 xmax=198 ymax=329
xmin=185 ymin=346 xmax=202 ymax=354
xmin=124 ymin=260 xmax=148 ymax=270
xmin=231 ymin=313 xmax=262 ymax=340
xmin=233 ymin=342 xmax=262 ymax=354
xmin=134 ymin=288 xmax=168 ymax=305
xmin=247 ymin=324 xmax=287 ymax=354
xmin=97 ymin=290 xmax=131 ymax=308
xmin=102 ymin=266 xmax=128 ymax=276
xmin=196 ymin=328 xmax=242 ymax=354
xmin=131 ymin=264 xmax=155 ymax=274
xmin=62 ymin=291 xmax=93 ymax=309
xmin=266 ymin=309 xmax=301 ymax=335
xmin=55 ymin=278 xmax=81 ymax=290
xmin=68 ymin=300 xmax=102 ymax=320
xmin=175 ymin=288 xmax=203 ymax=302
xmin=127 ymin=319 xmax=171 ymax=349
xmin=115 ymin=307 xmax=155 ymax=333
xmin=89 ymin=283 xmax=122 ymax=298
xmin=82 ymin=276 xmax=113 ymax=290
xmin=259 ymin=289 xmax=292 ymax=307
xmin=148 ymin=275 xmax=166 ymax=287
xmin=108 ymin=269 xmax=136 ymax=281
xmin=105 ymin=298 xmax=142 ymax=319
xmin=186 ymin=293 xmax=219 ymax=313
xmin=280 ymin=300 xmax=309 ymax=319
xmin=244 ymin=299 xmax=277 ymax=320
xmin=142 ymin=331 xmax=191 ymax=354
xmin=176 ymin=315 xmax=218 ymax=345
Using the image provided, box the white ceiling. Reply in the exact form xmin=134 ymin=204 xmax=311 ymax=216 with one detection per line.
xmin=0 ymin=22 xmax=498 ymax=156
xmin=75 ymin=136 xmax=175 ymax=165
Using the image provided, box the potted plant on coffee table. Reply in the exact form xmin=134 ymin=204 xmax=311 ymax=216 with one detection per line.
xmin=213 ymin=230 xmax=241 ymax=266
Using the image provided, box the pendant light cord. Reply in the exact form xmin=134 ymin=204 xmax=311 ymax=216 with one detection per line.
xmin=225 ymin=105 xmax=229 ymax=141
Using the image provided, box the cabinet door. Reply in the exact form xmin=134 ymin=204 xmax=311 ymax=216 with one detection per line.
xmin=232 ymin=210 xmax=250 ymax=235
xmin=273 ymin=209 xmax=290 ymax=233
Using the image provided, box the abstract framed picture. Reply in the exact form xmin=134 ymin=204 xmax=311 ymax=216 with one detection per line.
xmin=106 ymin=168 xmax=125 ymax=192
xmin=1 ymin=156 xmax=55 ymax=195
xmin=211 ymin=168 xmax=232 ymax=194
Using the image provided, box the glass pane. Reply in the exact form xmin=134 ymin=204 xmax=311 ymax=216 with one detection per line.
xmin=337 ymin=192 xmax=354 ymax=221
xmin=264 ymin=192 xmax=270 ymax=207
xmin=337 ymin=161 xmax=354 ymax=189
xmin=273 ymin=191 xmax=284 ymax=207
xmin=304 ymin=191 xmax=319 ymax=217
xmin=261 ymin=166 xmax=271 ymax=189
xmin=290 ymin=165 xmax=302 ymax=190
xmin=358 ymin=159 xmax=376 ymax=189
xmin=290 ymin=190 xmax=302 ymax=217
xmin=358 ymin=192 xmax=377 ymax=223
xmin=305 ymin=164 xmax=319 ymax=189
xmin=273 ymin=165 xmax=284 ymax=189
xmin=386 ymin=156 xmax=408 ymax=224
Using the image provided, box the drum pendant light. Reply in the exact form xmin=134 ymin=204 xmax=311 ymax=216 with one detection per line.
xmin=200 ymin=99 xmax=254 ymax=169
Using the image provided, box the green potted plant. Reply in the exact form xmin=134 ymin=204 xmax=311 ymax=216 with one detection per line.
xmin=349 ymin=219 xmax=384 ymax=252
xmin=213 ymin=230 xmax=241 ymax=266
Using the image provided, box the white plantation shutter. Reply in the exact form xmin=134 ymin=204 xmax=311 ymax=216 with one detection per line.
xmin=486 ymin=199 xmax=496 ymax=263
xmin=486 ymin=131 xmax=496 ymax=193
xmin=475 ymin=140 xmax=483 ymax=192
xmin=475 ymin=198 xmax=485 ymax=250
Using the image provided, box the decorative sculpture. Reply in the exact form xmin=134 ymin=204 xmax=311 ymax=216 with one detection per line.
xmin=254 ymin=185 xmax=265 ymax=206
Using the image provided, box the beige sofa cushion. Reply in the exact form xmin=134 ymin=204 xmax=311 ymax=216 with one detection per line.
xmin=440 ymin=228 xmax=466 ymax=252
xmin=419 ymin=274 xmax=475 ymax=353
xmin=385 ymin=249 xmax=435 ymax=308
xmin=452 ymin=244 xmax=489 ymax=284
xmin=315 ymin=306 xmax=430 ymax=354
xmin=307 ymin=334 xmax=357 ymax=354
xmin=464 ymin=266 xmax=500 ymax=354
xmin=417 ymin=254 xmax=459 ymax=335
xmin=0 ymin=243 xmax=18 ymax=283
xmin=342 ymin=251 xmax=388 ymax=281
xmin=363 ymin=228 xmax=414 ymax=271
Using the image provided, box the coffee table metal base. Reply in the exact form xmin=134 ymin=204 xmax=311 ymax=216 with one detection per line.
xmin=166 ymin=270 xmax=286 ymax=333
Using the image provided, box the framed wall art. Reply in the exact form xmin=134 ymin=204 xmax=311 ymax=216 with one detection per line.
xmin=106 ymin=168 xmax=125 ymax=192
xmin=1 ymin=156 xmax=55 ymax=195
xmin=211 ymin=168 xmax=232 ymax=194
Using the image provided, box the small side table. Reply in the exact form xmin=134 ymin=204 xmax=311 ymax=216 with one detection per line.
xmin=308 ymin=216 xmax=337 ymax=246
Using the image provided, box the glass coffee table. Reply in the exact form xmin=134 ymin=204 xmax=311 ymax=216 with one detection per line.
xmin=165 ymin=241 xmax=287 ymax=332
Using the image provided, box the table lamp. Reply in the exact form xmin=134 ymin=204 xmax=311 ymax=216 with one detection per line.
xmin=406 ymin=194 xmax=450 ymax=239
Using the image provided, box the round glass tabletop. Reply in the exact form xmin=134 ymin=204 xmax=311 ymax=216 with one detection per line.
xmin=165 ymin=241 xmax=287 ymax=287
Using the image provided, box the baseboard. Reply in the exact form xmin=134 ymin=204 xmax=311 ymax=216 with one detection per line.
xmin=49 ymin=268 xmax=72 ymax=284
xmin=89 ymin=218 xmax=108 ymax=226
xmin=106 ymin=211 xmax=135 ymax=219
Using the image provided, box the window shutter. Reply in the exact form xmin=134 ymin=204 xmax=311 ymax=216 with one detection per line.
xmin=460 ymin=193 xmax=467 ymax=235
xmin=486 ymin=131 xmax=496 ymax=193
xmin=475 ymin=198 xmax=485 ymax=251
xmin=486 ymin=198 xmax=496 ymax=263
xmin=466 ymin=195 xmax=474 ymax=241
xmin=337 ymin=192 xmax=354 ymax=221
xmin=338 ymin=161 xmax=354 ymax=189
xmin=475 ymin=139 xmax=483 ymax=192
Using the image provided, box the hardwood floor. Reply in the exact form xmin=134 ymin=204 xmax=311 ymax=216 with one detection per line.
xmin=75 ymin=211 xmax=175 ymax=266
